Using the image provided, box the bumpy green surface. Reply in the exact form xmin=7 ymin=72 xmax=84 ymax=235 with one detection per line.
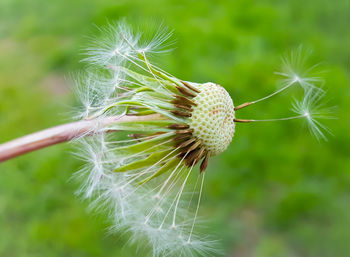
xmin=1 ymin=1 xmax=350 ymax=257
xmin=190 ymin=83 xmax=235 ymax=155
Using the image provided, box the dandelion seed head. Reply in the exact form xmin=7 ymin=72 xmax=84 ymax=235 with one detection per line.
xmin=74 ymin=20 xmax=333 ymax=257
xmin=189 ymin=82 xmax=235 ymax=155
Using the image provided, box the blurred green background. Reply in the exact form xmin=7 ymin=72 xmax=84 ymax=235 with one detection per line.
xmin=1 ymin=0 xmax=350 ymax=256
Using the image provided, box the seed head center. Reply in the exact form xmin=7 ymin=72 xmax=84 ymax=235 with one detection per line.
xmin=189 ymin=83 xmax=235 ymax=156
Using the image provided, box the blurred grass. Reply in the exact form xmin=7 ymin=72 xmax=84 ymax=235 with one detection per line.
xmin=1 ymin=0 xmax=350 ymax=256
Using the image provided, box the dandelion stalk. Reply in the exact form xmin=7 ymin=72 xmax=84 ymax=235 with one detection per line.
xmin=0 ymin=114 xmax=164 ymax=162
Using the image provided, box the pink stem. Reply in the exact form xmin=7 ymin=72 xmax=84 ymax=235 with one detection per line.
xmin=0 ymin=114 xmax=164 ymax=163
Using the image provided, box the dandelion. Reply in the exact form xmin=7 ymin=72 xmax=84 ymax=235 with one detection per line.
xmin=69 ymin=22 xmax=334 ymax=256
xmin=0 ymin=21 xmax=333 ymax=257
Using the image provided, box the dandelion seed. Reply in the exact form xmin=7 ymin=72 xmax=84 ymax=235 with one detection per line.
xmin=276 ymin=46 xmax=325 ymax=91
xmin=74 ymin=21 xmax=333 ymax=256
xmin=291 ymin=89 xmax=334 ymax=141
